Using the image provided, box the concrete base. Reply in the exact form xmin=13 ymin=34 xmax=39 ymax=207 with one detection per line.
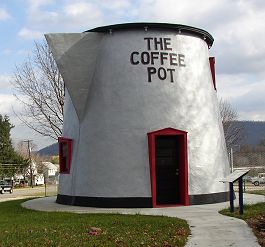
xmin=56 ymin=191 xmax=230 ymax=207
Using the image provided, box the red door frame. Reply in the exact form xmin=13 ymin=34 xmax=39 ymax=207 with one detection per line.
xmin=147 ymin=128 xmax=189 ymax=207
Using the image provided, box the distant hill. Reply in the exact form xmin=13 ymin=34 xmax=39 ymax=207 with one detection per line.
xmin=38 ymin=142 xmax=58 ymax=156
xmin=37 ymin=121 xmax=265 ymax=156
xmin=239 ymin=121 xmax=265 ymax=147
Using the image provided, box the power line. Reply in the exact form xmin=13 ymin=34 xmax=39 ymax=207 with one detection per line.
xmin=22 ymin=140 xmax=34 ymax=188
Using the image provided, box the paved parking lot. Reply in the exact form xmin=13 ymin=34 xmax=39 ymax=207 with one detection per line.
xmin=0 ymin=185 xmax=57 ymax=202
xmin=234 ymin=182 xmax=265 ymax=191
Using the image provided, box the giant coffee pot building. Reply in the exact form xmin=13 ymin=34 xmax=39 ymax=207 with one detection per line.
xmin=46 ymin=23 xmax=230 ymax=208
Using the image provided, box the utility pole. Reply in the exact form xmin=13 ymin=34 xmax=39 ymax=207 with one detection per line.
xmin=23 ymin=140 xmax=33 ymax=188
xmin=230 ymin=147 xmax=234 ymax=173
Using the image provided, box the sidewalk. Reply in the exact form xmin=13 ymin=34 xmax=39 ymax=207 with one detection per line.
xmin=22 ymin=193 xmax=264 ymax=247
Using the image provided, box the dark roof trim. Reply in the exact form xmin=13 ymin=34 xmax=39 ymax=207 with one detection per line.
xmin=85 ymin=22 xmax=214 ymax=47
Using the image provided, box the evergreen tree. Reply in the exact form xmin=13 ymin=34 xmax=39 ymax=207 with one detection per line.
xmin=0 ymin=114 xmax=16 ymax=164
xmin=0 ymin=115 xmax=28 ymax=178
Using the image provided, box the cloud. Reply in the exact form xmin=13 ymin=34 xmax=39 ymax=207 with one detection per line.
xmin=62 ymin=2 xmax=104 ymax=29
xmin=21 ymin=1 xmax=106 ymax=32
xmin=212 ymin=3 xmax=265 ymax=75
xmin=21 ymin=0 xmax=138 ymax=33
xmin=217 ymin=74 xmax=254 ymax=99
xmin=23 ymin=0 xmax=59 ymax=32
xmin=0 ymin=94 xmax=17 ymax=116
xmin=133 ymin=0 xmax=240 ymax=30
xmin=18 ymin=28 xmax=43 ymax=40
xmin=64 ymin=2 xmax=96 ymax=16
xmin=100 ymin=0 xmax=131 ymax=10
xmin=28 ymin=0 xmax=54 ymax=9
xmin=2 ymin=49 xmax=13 ymax=55
xmin=217 ymin=73 xmax=265 ymax=121
xmin=1 ymin=49 xmax=31 ymax=57
xmin=231 ymin=80 xmax=265 ymax=111
xmin=11 ymin=123 xmax=55 ymax=150
xmin=0 ymin=8 xmax=10 ymax=21
xmin=0 ymin=93 xmax=54 ymax=149
xmin=0 ymin=74 xmax=13 ymax=90
xmin=16 ymin=0 xmax=265 ymax=123
xmin=129 ymin=0 xmax=265 ymax=77
xmin=129 ymin=0 xmax=265 ymax=121
xmin=17 ymin=49 xmax=30 ymax=56
xmin=0 ymin=93 xmax=24 ymax=125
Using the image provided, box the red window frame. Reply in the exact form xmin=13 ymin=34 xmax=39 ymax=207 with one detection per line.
xmin=58 ymin=137 xmax=72 ymax=174
xmin=147 ymin=128 xmax=189 ymax=207
xmin=209 ymin=57 xmax=216 ymax=91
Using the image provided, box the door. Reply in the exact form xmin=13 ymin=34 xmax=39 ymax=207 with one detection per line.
xmin=155 ymin=135 xmax=180 ymax=205
xmin=147 ymin=128 xmax=189 ymax=207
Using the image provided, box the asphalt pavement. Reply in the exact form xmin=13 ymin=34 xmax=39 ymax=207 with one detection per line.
xmin=0 ymin=185 xmax=57 ymax=202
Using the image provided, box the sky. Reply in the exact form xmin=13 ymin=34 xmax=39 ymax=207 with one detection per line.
xmin=0 ymin=0 xmax=265 ymax=150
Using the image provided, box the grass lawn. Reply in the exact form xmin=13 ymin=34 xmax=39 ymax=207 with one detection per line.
xmin=220 ymin=202 xmax=265 ymax=247
xmin=0 ymin=199 xmax=190 ymax=247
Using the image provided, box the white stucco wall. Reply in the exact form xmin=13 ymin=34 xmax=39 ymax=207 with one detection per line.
xmin=46 ymin=28 xmax=230 ymax=199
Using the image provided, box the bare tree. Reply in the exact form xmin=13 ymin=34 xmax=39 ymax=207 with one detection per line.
xmin=15 ymin=141 xmax=50 ymax=180
xmin=13 ymin=40 xmax=64 ymax=140
xmin=219 ymin=99 xmax=244 ymax=150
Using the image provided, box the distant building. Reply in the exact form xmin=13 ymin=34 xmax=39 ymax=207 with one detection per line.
xmin=42 ymin=162 xmax=59 ymax=177
xmin=35 ymin=174 xmax=44 ymax=186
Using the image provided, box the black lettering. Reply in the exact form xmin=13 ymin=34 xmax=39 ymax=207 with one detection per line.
xmin=169 ymin=53 xmax=178 ymax=66
xmin=164 ymin=38 xmax=172 ymax=50
xmin=158 ymin=67 xmax=167 ymax=80
xmin=141 ymin=52 xmax=150 ymax=64
xmin=167 ymin=68 xmax=175 ymax=83
xmin=147 ymin=67 xmax=156 ymax=82
xmin=160 ymin=52 xmax=168 ymax=65
xmin=150 ymin=52 xmax=159 ymax=65
xmin=130 ymin=51 xmax=139 ymax=65
xmin=154 ymin=37 xmax=163 ymax=50
xmin=144 ymin=37 xmax=153 ymax=50
xmin=178 ymin=54 xmax=186 ymax=67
